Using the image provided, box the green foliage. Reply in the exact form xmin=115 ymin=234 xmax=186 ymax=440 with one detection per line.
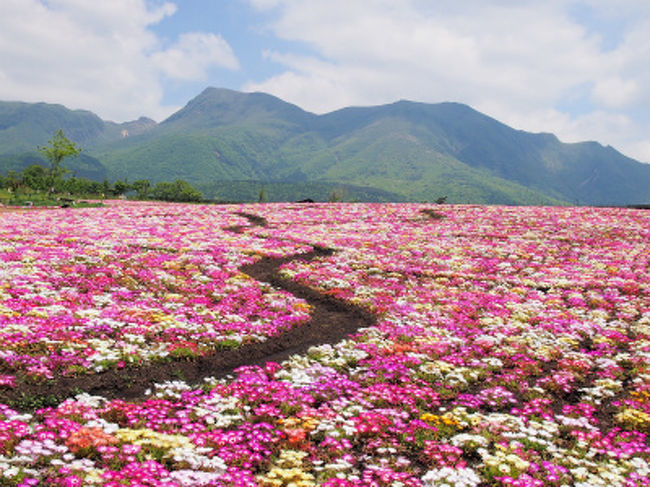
xmin=37 ymin=129 xmax=82 ymax=190
xmin=216 ymin=339 xmax=240 ymax=350
xmin=113 ymin=179 xmax=130 ymax=195
xmin=169 ymin=347 xmax=196 ymax=360
xmin=0 ymin=152 xmax=108 ymax=181
xmin=6 ymin=194 xmax=60 ymax=207
xmin=150 ymin=179 xmax=202 ymax=202
xmin=132 ymin=179 xmax=151 ymax=199
xmin=258 ymin=186 xmax=267 ymax=203
xmin=4 ymin=170 xmax=20 ymax=191
xmin=0 ymin=101 xmax=106 ymax=153
xmin=58 ymin=176 xmax=104 ymax=196
xmin=328 ymin=187 xmax=346 ymax=202
xmin=20 ymin=164 xmax=48 ymax=191
xmin=2 ymin=91 xmax=650 ymax=205
xmin=197 ymin=180 xmax=404 ymax=203
xmin=11 ymin=392 xmax=62 ymax=412
xmin=0 ymin=189 xmax=11 ymax=205
xmin=0 ymin=159 xmax=201 ymax=205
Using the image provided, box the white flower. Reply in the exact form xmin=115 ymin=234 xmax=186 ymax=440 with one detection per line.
xmin=422 ymin=467 xmax=481 ymax=487
xmin=73 ymin=393 xmax=108 ymax=408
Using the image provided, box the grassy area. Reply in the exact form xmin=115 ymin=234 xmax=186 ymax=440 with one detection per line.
xmin=0 ymin=189 xmax=103 ymax=208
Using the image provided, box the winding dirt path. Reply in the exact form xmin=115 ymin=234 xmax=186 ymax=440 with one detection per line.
xmin=1 ymin=211 xmax=375 ymax=410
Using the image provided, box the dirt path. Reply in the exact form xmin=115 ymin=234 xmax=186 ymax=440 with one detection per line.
xmin=0 ymin=211 xmax=375 ymax=410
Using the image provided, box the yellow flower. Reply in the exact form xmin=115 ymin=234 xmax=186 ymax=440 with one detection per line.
xmin=615 ymin=408 xmax=650 ymax=431
xmin=294 ymin=302 xmax=312 ymax=312
xmin=115 ymin=428 xmax=193 ymax=450
xmin=420 ymin=413 xmax=439 ymax=423
xmin=558 ymin=336 xmax=579 ymax=347
xmin=630 ymin=390 xmax=650 ymax=404
xmin=420 ymin=413 xmax=460 ymax=428
xmin=257 ymin=450 xmax=316 ymax=487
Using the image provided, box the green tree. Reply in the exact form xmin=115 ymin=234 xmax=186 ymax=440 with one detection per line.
xmin=37 ymin=130 xmax=81 ymax=191
xmin=151 ymin=180 xmax=202 ymax=202
xmin=258 ymin=186 xmax=267 ymax=203
xmin=61 ymin=176 xmax=102 ymax=195
xmin=21 ymin=164 xmax=49 ymax=191
xmin=5 ymin=170 xmax=21 ymax=191
xmin=329 ymin=187 xmax=346 ymax=202
xmin=132 ymin=179 xmax=151 ymax=199
xmin=113 ymin=179 xmax=131 ymax=196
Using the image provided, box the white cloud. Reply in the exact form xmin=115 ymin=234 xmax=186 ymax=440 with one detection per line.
xmin=1 ymin=0 xmax=649 ymax=163
xmin=592 ymin=77 xmax=639 ymax=108
xmin=152 ymin=32 xmax=239 ymax=79
xmin=627 ymin=140 xmax=650 ymax=164
xmin=0 ymin=0 xmax=239 ymax=122
xmin=245 ymin=0 xmax=650 ymax=162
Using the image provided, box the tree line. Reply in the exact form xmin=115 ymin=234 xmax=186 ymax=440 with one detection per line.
xmin=0 ymin=130 xmax=202 ymax=203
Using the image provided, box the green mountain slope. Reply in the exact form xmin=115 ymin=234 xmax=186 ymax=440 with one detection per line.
xmin=308 ymin=100 xmax=649 ymax=205
xmin=0 ymin=152 xmax=107 ymax=181
xmin=0 ymin=101 xmax=157 ymax=152
xmin=161 ymin=87 xmax=313 ymax=131
xmin=0 ymin=101 xmax=106 ymax=151
xmin=1 ymin=88 xmax=648 ymax=205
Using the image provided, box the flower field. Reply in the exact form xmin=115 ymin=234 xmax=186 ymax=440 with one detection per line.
xmin=0 ymin=201 xmax=648 ymax=486
xmin=0 ymin=203 xmax=312 ymax=384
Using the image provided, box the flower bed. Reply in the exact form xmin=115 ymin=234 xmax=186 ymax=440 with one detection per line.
xmin=0 ymin=202 xmax=312 ymax=384
xmin=0 ymin=202 xmax=648 ymax=486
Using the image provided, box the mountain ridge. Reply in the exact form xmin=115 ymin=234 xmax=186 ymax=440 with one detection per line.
xmin=1 ymin=87 xmax=648 ymax=205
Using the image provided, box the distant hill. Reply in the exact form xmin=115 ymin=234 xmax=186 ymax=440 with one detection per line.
xmin=1 ymin=88 xmax=649 ymax=205
xmin=0 ymin=152 xmax=107 ymax=181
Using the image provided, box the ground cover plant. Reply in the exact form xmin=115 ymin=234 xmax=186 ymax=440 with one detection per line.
xmin=0 ymin=203 xmax=312 ymax=385
xmin=0 ymin=201 xmax=648 ymax=486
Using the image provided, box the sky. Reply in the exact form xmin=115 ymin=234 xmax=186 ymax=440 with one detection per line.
xmin=1 ymin=1 xmax=649 ymax=163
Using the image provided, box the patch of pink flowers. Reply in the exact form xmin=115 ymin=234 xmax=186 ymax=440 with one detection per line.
xmin=0 ymin=202 xmax=648 ymax=486
xmin=0 ymin=202 xmax=312 ymax=382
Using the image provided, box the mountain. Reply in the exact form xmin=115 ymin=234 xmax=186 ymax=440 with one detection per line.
xmin=0 ymin=100 xmax=156 ymax=150
xmin=1 ymin=88 xmax=649 ymax=205
xmin=0 ymin=152 xmax=108 ymax=181
xmin=0 ymin=100 xmax=156 ymax=181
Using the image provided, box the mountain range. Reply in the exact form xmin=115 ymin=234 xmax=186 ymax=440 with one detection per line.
xmin=1 ymin=87 xmax=649 ymax=205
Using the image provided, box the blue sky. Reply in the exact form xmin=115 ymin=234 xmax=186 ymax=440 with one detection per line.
xmin=149 ymin=0 xmax=280 ymax=101
xmin=1 ymin=0 xmax=649 ymax=163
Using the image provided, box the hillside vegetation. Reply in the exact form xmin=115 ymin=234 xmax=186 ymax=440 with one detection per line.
xmin=2 ymin=88 xmax=649 ymax=205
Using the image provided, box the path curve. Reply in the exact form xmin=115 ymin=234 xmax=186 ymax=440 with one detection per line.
xmin=1 ymin=212 xmax=375 ymax=410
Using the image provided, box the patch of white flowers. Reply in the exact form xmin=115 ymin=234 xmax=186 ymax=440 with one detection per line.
xmin=421 ymin=467 xmax=481 ymax=487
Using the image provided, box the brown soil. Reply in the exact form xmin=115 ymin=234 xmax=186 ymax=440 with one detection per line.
xmin=0 ymin=211 xmax=376 ymax=410
xmin=420 ymin=208 xmax=446 ymax=220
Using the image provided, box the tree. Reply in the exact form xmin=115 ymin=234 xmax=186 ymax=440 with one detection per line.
xmin=37 ymin=130 xmax=81 ymax=191
xmin=113 ymin=179 xmax=131 ymax=196
xmin=258 ymin=186 xmax=267 ymax=203
xmin=151 ymin=180 xmax=202 ymax=202
xmin=21 ymin=164 xmax=49 ymax=191
xmin=61 ymin=176 xmax=103 ymax=195
xmin=329 ymin=187 xmax=346 ymax=202
xmin=132 ymin=179 xmax=151 ymax=199
xmin=5 ymin=170 xmax=21 ymax=191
